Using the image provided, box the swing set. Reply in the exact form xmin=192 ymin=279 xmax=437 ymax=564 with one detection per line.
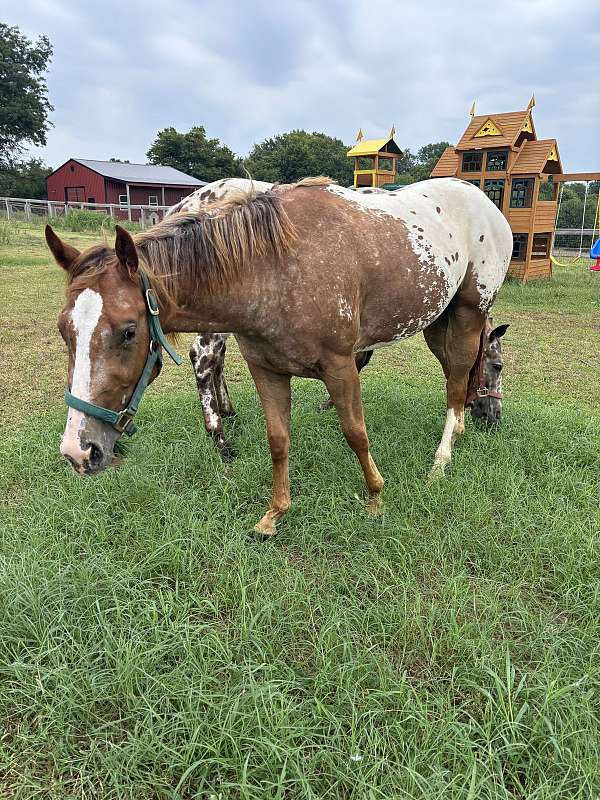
xmin=551 ymin=173 xmax=600 ymax=270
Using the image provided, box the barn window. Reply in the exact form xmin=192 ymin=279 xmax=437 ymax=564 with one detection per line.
xmin=510 ymin=179 xmax=534 ymax=208
xmin=483 ymin=179 xmax=504 ymax=209
xmin=65 ymin=186 xmax=85 ymax=202
xmin=87 ymin=197 xmax=95 ymax=204
xmin=148 ymin=195 xmax=158 ymax=205
xmin=119 ymin=195 xmax=128 ymax=208
xmin=486 ymin=150 xmax=508 ymax=171
xmin=462 ymin=151 xmax=482 ymax=172
xmin=511 ymin=233 xmax=528 ymax=260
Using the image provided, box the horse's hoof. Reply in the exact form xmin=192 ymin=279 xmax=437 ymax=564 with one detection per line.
xmin=427 ymin=464 xmax=446 ymax=482
xmin=366 ymin=494 xmax=383 ymax=515
xmin=221 ymin=408 xmax=237 ymax=418
xmin=253 ymin=520 xmax=277 ymax=538
xmin=218 ymin=444 xmax=237 ymax=462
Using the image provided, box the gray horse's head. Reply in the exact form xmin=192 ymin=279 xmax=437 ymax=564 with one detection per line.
xmin=471 ymin=322 xmax=509 ymax=425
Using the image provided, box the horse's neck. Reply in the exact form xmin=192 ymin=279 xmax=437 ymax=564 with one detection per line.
xmin=161 ymin=278 xmax=253 ymax=335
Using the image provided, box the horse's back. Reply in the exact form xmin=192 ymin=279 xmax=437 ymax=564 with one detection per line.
xmin=282 ymin=178 xmax=512 ymax=352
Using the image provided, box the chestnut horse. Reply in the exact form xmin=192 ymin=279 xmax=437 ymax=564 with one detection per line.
xmin=46 ymin=177 xmax=512 ymax=534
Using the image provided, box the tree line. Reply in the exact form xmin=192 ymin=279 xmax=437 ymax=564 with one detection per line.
xmin=1 ymin=19 xmax=597 ymax=239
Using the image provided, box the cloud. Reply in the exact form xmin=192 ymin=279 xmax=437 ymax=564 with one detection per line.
xmin=4 ymin=0 xmax=599 ymax=171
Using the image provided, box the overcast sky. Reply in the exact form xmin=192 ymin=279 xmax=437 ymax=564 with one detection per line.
xmin=5 ymin=0 xmax=599 ymax=172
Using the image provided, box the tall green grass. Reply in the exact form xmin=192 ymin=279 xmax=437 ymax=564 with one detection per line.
xmin=0 ymin=379 xmax=598 ymax=798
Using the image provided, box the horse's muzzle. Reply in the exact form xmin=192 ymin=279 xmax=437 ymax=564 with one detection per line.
xmin=60 ymin=412 xmax=119 ymax=474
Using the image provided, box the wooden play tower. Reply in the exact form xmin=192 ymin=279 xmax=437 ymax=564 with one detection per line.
xmin=347 ymin=127 xmax=403 ymax=188
xmin=431 ymin=97 xmax=563 ymax=281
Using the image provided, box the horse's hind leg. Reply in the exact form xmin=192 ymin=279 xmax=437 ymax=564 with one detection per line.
xmin=424 ymin=305 xmax=484 ymax=477
xmin=321 ymin=355 xmax=384 ymax=512
xmin=318 ymin=350 xmax=374 ymax=413
xmin=189 ymin=334 xmax=235 ymax=461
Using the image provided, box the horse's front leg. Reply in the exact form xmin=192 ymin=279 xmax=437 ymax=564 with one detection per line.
xmin=247 ymin=362 xmax=292 ymax=536
xmin=429 ymin=307 xmax=484 ymax=478
xmin=189 ymin=335 xmax=235 ymax=461
xmin=213 ymin=336 xmax=236 ymax=417
xmin=318 ymin=350 xmax=373 ymax=412
xmin=321 ymin=355 xmax=384 ymax=512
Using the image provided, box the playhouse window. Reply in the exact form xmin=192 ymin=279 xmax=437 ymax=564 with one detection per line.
xmin=483 ymin=179 xmax=504 ymax=209
xmin=486 ymin=150 xmax=508 ymax=171
xmin=510 ymin=179 xmax=534 ymax=208
xmin=462 ymin=151 xmax=482 ymax=172
xmin=378 ymin=156 xmax=393 ymax=171
xmin=357 ymin=156 xmax=375 ymax=170
xmin=532 ymin=233 xmax=550 ymax=259
xmin=511 ymin=233 xmax=528 ymax=260
xmin=538 ymin=177 xmax=557 ymax=201
xmin=467 ymin=179 xmax=481 ymax=188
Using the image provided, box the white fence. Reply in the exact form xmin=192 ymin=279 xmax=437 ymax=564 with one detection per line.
xmin=0 ymin=196 xmax=173 ymax=228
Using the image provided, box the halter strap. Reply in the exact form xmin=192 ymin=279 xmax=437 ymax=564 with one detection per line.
xmin=465 ymin=321 xmax=504 ymax=407
xmin=64 ymin=273 xmax=182 ymax=436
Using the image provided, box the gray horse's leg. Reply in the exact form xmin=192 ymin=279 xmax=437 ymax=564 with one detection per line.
xmin=318 ymin=350 xmax=374 ymax=412
xmin=212 ymin=335 xmax=236 ymax=417
xmin=189 ymin=334 xmax=236 ymax=461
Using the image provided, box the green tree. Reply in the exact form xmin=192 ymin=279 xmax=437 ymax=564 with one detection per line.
xmin=408 ymin=141 xmax=453 ymax=182
xmin=244 ymin=130 xmax=354 ymax=185
xmin=0 ymin=23 xmax=53 ymax=166
xmin=0 ymin=157 xmax=51 ymax=198
xmin=146 ymin=126 xmax=244 ymax=182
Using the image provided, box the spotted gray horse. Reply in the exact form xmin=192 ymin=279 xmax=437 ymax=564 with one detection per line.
xmin=166 ymin=179 xmax=271 ymax=459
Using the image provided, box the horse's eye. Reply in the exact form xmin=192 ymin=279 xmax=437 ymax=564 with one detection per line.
xmin=492 ymin=363 xmax=503 ymax=372
xmin=122 ymin=327 xmax=136 ymax=344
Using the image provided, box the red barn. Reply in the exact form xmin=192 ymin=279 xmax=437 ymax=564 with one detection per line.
xmin=46 ymin=158 xmax=205 ymax=219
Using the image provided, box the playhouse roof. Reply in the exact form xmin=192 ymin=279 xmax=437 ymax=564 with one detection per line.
xmin=346 ymin=137 xmax=402 ymax=157
xmin=430 ymin=146 xmax=460 ymax=177
xmin=510 ymin=139 xmax=563 ymax=175
xmin=455 ymin=110 xmax=534 ymax=151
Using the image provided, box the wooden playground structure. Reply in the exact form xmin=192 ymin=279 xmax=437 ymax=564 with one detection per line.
xmin=431 ymin=98 xmax=600 ymax=281
xmin=346 ymin=127 xmax=403 ymax=188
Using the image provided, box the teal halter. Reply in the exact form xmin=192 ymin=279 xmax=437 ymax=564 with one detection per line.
xmin=64 ymin=273 xmax=182 ymax=436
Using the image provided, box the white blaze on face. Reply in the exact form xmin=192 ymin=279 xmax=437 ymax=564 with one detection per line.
xmin=60 ymin=288 xmax=104 ymax=458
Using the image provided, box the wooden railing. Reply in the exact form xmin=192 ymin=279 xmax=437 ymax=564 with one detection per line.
xmin=0 ymin=197 xmax=173 ymax=228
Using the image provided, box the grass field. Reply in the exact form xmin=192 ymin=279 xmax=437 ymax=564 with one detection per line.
xmin=1 ymin=221 xmax=599 ymax=798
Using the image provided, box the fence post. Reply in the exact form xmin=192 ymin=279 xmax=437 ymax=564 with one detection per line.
xmin=25 ymin=200 xmax=31 ymax=220
xmin=47 ymin=201 xmax=53 ymax=218
xmin=140 ymin=207 xmax=145 ymax=229
xmin=5 ymin=199 xmax=9 ymax=220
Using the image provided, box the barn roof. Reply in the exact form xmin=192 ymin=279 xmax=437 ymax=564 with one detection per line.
xmin=455 ymin=110 xmax=533 ymax=151
xmin=430 ymin=146 xmax=459 ymax=177
xmin=61 ymin=158 xmax=205 ymax=186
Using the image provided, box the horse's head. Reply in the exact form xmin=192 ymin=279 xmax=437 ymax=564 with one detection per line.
xmin=471 ymin=322 xmax=509 ymax=426
xmin=46 ymin=224 xmax=162 ymax=475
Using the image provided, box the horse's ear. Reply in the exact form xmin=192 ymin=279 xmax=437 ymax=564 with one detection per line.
xmin=489 ymin=323 xmax=509 ymax=340
xmin=45 ymin=225 xmax=81 ymax=271
xmin=115 ymin=225 xmax=138 ymax=273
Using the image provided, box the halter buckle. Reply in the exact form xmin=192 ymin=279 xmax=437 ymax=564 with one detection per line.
xmin=113 ymin=409 xmax=136 ymax=434
xmin=145 ymin=288 xmax=160 ymax=316
xmin=476 ymin=387 xmax=489 ymax=398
